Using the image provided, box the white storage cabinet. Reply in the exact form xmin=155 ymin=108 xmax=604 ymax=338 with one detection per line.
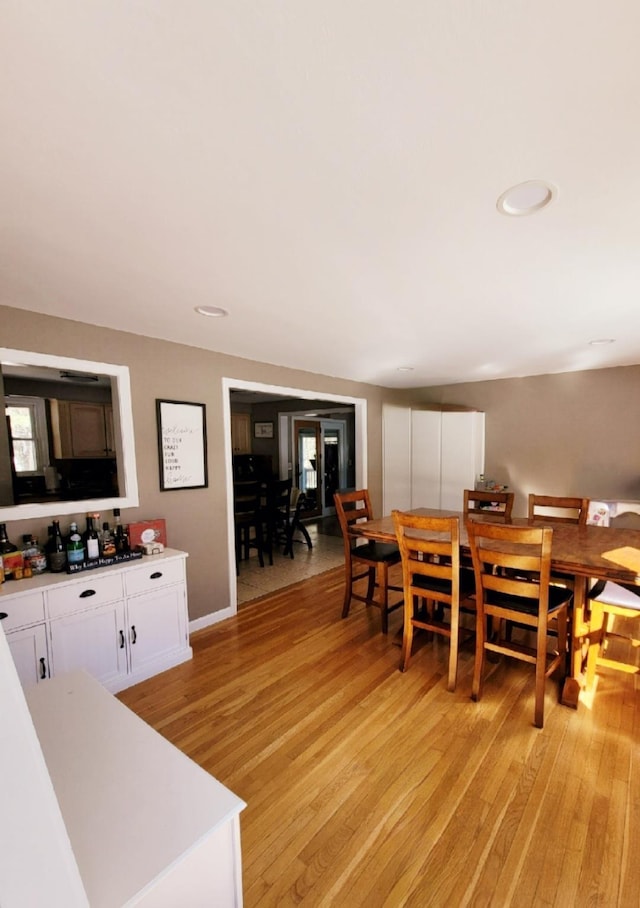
xmin=0 ymin=549 xmax=192 ymax=693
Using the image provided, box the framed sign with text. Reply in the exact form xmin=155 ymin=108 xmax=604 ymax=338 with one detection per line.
xmin=156 ymin=399 xmax=208 ymax=491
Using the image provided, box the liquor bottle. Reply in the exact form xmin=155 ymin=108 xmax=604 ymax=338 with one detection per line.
xmin=0 ymin=523 xmax=17 ymax=555
xmin=113 ymin=508 xmax=130 ymax=554
xmin=21 ymin=535 xmax=47 ymax=575
xmin=100 ymin=521 xmax=116 ymax=558
xmin=84 ymin=514 xmax=100 ymax=561
xmin=47 ymin=520 xmax=67 ymax=572
xmin=66 ymin=522 xmax=85 ymax=565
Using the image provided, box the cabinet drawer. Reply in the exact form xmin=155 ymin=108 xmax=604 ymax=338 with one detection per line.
xmin=47 ymin=574 xmax=124 ymax=618
xmin=124 ymin=558 xmax=185 ymax=596
xmin=0 ymin=591 xmax=46 ymax=632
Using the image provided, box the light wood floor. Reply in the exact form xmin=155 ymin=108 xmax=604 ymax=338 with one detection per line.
xmin=119 ymin=565 xmax=640 ymax=907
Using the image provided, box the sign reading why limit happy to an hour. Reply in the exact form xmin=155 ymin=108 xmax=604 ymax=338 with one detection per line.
xmin=157 ymin=400 xmax=208 ymax=490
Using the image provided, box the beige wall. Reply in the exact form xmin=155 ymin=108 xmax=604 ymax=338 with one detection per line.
xmin=0 ymin=305 xmax=387 ymax=621
xmin=404 ymin=367 xmax=640 ymax=515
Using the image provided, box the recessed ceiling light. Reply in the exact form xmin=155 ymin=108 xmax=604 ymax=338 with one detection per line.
xmin=396 ymin=366 xmax=414 ymax=373
xmin=589 ymin=338 xmax=615 ymax=345
xmin=194 ymin=306 xmax=228 ymax=318
xmin=497 ymin=180 xmax=557 ymax=217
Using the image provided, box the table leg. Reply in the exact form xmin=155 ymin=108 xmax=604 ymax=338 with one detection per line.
xmin=561 ymin=575 xmax=589 ymax=708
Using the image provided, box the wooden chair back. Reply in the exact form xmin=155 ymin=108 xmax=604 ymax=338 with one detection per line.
xmin=466 ymin=520 xmax=570 ymax=727
xmin=333 ymin=489 xmax=402 ymax=633
xmin=463 ymin=489 xmax=514 ymax=520
xmin=528 ymin=494 xmax=589 ymax=526
xmin=393 ymin=510 xmax=473 ymax=690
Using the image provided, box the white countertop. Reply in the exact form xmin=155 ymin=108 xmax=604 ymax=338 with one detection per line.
xmin=0 ymin=548 xmax=188 ymax=601
xmin=26 ymin=671 xmax=245 ymax=908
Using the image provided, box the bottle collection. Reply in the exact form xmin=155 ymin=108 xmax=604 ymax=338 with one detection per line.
xmin=0 ymin=512 xmax=135 ymax=583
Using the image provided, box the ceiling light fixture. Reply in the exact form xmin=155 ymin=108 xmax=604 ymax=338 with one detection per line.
xmin=589 ymin=338 xmax=615 ymax=346
xmin=195 ymin=306 xmax=228 ymax=318
xmin=396 ymin=366 xmax=414 ymax=373
xmin=497 ymin=180 xmax=557 ymax=217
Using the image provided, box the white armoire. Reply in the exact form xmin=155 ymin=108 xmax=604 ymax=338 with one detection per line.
xmin=382 ymin=406 xmax=485 ymax=513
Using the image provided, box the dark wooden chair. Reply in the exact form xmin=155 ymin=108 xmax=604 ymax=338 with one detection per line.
xmin=262 ymin=478 xmax=292 ymax=565
xmin=467 ymin=520 xmax=571 ymax=728
xmin=333 ymin=489 xmax=402 ymax=634
xmin=393 ymin=510 xmax=475 ymax=691
xmin=283 ymin=488 xmax=313 ymax=557
xmin=233 ymin=481 xmax=264 ymax=575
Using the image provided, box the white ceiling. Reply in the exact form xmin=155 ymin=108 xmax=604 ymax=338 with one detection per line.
xmin=2 ymin=3 xmax=640 ymax=389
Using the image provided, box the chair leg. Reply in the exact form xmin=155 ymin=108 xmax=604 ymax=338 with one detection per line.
xmin=342 ymin=559 xmax=354 ymax=618
xmin=534 ymin=622 xmax=548 ymax=729
xmin=447 ymin=603 xmax=459 ymax=693
xmin=379 ymin=563 xmax=389 ymax=634
xmin=400 ymin=595 xmax=413 ymax=671
xmin=471 ymin=607 xmax=486 ymax=703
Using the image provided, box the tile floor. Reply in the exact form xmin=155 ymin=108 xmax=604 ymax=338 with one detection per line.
xmin=236 ymin=518 xmax=345 ymax=606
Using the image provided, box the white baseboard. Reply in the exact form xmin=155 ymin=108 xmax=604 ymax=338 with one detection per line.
xmin=189 ymin=604 xmax=236 ymax=634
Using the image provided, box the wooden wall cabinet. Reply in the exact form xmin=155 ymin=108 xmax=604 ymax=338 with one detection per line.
xmin=51 ymin=400 xmax=115 ymax=458
xmin=1 ymin=549 xmax=192 ymax=693
xmin=231 ymin=411 xmax=252 ymax=455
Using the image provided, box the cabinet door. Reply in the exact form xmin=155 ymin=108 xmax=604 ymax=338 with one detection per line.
xmin=231 ymin=412 xmax=251 ymax=454
xmin=411 ymin=411 xmax=442 ymax=508
xmin=68 ymin=402 xmax=109 ymax=456
xmin=382 ymin=405 xmax=412 ymax=514
xmin=7 ymin=625 xmax=50 ymax=687
xmin=50 ymin=600 xmax=128 ymax=687
xmin=127 ymin=585 xmax=187 ymax=675
xmin=440 ymin=412 xmax=485 ymax=510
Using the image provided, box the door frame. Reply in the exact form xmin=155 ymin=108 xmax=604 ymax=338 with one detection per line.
xmin=222 ymin=377 xmax=368 ymax=614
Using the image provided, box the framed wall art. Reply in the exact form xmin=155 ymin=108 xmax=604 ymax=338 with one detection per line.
xmin=156 ymin=399 xmax=208 ymax=491
xmin=254 ymin=421 xmax=274 ymax=439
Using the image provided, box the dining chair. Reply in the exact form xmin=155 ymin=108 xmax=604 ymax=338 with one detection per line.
xmin=463 ymin=489 xmax=514 ymax=520
xmin=585 ymin=580 xmax=640 ymax=688
xmin=233 ymin=481 xmax=264 ymax=575
xmin=467 ymin=520 xmax=572 ymax=728
xmin=392 ymin=510 xmax=475 ymax=691
xmin=283 ymin=488 xmax=313 ymax=557
xmin=333 ymin=489 xmax=402 ymax=634
xmin=262 ymin=478 xmax=293 ymax=565
xmin=528 ymin=494 xmax=589 ymax=525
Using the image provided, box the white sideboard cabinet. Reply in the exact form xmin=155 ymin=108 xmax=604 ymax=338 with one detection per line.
xmin=26 ymin=670 xmax=246 ymax=907
xmin=1 ymin=548 xmax=192 ymax=692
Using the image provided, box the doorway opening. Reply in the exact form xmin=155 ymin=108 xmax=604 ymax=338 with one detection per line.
xmin=223 ymin=378 xmax=367 ymax=613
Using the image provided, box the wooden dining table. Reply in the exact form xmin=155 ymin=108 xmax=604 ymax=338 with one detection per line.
xmin=349 ymin=507 xmax=640 ymax=708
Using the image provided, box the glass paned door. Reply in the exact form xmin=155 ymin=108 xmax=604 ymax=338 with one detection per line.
xmin=294 ymin=421 xmax=321 ymax=518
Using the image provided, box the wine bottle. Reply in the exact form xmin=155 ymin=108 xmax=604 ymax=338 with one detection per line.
xmin=113 ymin=508 xmax=130 ymax=554
xmin=84 ymin=514 xmax=100 ymax=561
xmin=66 ymin=521 xmax=85 ymax=565
xmin=48 ymin=520 xmax=67 ymax=573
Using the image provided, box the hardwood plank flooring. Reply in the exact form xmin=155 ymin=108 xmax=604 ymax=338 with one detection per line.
xmin=118 ymin=565 xmax=640 ymax=906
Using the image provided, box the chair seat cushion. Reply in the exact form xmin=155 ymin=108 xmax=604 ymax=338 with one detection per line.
xmin=352 ymin=541 xmax=400 ymax=563
xmin=488 ymin=583 xmax=572 ymax=615
xmin=588 ymin=579 xmax=640 ymax=610
xmin=413 ymin=568 xmax=476 ymax=597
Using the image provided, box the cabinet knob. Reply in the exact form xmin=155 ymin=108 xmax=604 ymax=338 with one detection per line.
xmin=39 ymin=657 xmax=47 ymax=680
xmin=79 ymin=589 xmax=97 ymax=598
xmin=150 ymin=571 xmax=163 ymax=580
xmin=131 ymin=625 xmax=137 ymax=645
xmin=119 ymin=630 xmax=125 ymax=649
